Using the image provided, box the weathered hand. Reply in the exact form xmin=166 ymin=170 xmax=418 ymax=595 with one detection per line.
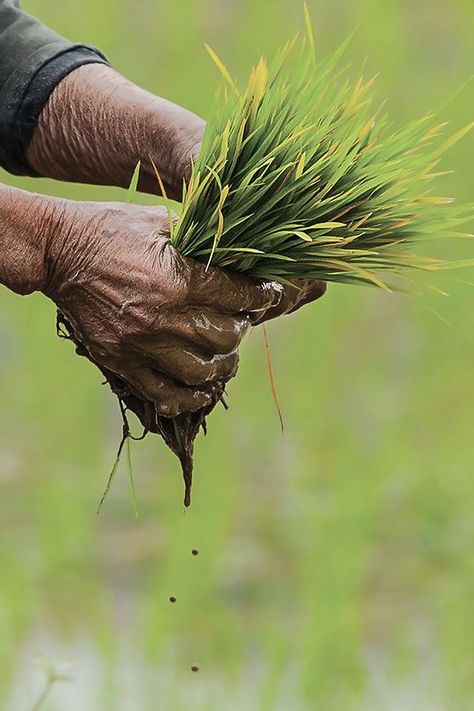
xmin=27 ymin=64 xmax=204 ymax=200
xmin=1 ymin=181 xmax=325 ymax=423
xmin=43 ymin=200 xmax=288 ymax=416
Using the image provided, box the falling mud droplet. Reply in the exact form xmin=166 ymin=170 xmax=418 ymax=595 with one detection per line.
xmin=169 ymin=596 xmax=177 ymax=603
xmin=192 ymin=548 xmax=199 ymax=556
xmin=191 ymin=664 xmax=200 ymax=673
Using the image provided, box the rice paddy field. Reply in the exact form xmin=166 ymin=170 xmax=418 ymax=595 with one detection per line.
xmin=1 ymin=0 xmax=473 ymax=709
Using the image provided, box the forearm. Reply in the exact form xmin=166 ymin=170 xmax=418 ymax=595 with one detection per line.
xmin=27 ymin=64 xmax=205 ymax=200
xmin=0 ymin=183 xmax=58 ymax=295
xmin=0 ymin=1 xmax=107 ymax=176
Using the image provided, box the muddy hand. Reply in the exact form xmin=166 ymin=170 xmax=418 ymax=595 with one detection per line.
xmin=41 ymin=200 xmax=284 ymax=417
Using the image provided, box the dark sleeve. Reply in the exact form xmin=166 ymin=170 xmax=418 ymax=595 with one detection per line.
xmin=0 ymin=0 xmax=109 ymax=176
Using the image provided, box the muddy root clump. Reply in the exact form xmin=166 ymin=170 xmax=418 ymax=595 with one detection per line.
xmin=56 ymin=311 xmax=223 ymax=506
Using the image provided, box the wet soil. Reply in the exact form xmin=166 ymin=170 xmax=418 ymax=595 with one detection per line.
xmin=56 ymin=311 xmax=223 ymax=507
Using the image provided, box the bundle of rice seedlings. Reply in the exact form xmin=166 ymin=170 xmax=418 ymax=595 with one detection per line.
xmin=169 ymin=29 xmax=472 ymax=288
xmin=70 ymin=9 xmax=473 ymax=509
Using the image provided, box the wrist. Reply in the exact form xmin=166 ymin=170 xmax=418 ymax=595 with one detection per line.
xmin=0 ymin=185 xmax=63 ymax=295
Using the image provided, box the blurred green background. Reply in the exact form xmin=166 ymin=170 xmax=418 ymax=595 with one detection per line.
xmin=1 ymin=0 xmax=473 ymax=709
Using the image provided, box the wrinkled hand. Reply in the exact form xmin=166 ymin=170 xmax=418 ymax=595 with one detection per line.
xmin=44 ymin=200 xmax=294 ymax=416
xmin=27 ymin=64 xmax=205 ymax=201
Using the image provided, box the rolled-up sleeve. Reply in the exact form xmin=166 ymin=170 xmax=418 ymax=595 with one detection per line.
xmin=0 ymin=0 xmax=109 ymax=175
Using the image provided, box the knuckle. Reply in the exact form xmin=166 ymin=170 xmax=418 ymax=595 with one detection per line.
xmin=154 ymin=383 xmax=212 ymax=417
xmin=208 ymin=351 xmax=239 ymax=383
xmin=188 ymin=388 xmax=212 ymax=412
xmin=222 ymin=351 xmax=239 ymax=380
xmin=237 ymin=315 xmax=251 ymax=340
xmin=156 ymin=400 xmax=178 ymax=417
xmin=244 ymin=279 xmax=283 ymax=312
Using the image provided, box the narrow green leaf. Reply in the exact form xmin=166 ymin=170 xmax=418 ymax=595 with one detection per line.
xmin=127 ymin=160 xmax=141 ymax=203
xmin=205 ymin=44 xmax=240 ymax=95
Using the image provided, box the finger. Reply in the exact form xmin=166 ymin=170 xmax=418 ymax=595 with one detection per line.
xmin=127 ymin=366 xmax=217 ymax=417
xmin=252 ymin=280 xmax=326 ymax=324
xmin=187 ymin=260 xmax=284 ymax=314
xmin=285 ymin=280 xmax=327 ymax=315
xmin=130 ymin=336 xmax=240 ymax=386
xmin=150 ymin=307 xmax=251 ymax=354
